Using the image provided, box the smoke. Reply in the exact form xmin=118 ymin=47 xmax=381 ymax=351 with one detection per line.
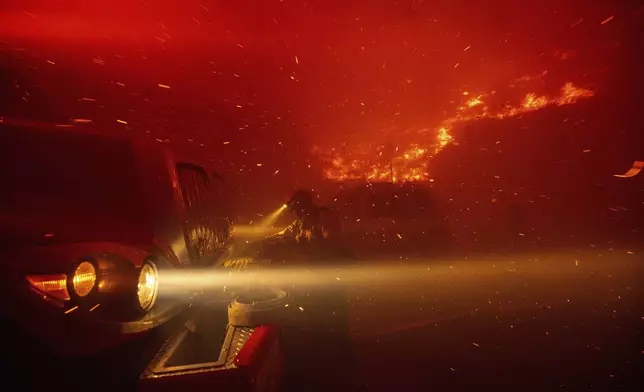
xmin=232 ymin=203 xmax=288 ymax=239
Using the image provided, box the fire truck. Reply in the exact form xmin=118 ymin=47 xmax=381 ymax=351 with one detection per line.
xmin=0 ymin=118 xmax=283 ymax=391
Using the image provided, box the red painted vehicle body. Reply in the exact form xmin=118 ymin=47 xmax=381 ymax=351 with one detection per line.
xmin=0 ymin=118 xmax=284 ymax=392
xmin=0 ymin=118 xmax=232 ymax=357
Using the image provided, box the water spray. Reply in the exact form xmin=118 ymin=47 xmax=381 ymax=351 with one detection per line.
xmin=232 ymin=204 xmax=288 ymax=239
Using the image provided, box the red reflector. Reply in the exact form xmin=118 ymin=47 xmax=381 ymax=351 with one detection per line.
xmin=26 ymin=274 xmax=70 ymax=301
xmin=234 ymin=325 xmax=275 ymax=367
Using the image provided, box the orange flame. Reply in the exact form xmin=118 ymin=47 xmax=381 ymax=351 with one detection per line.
xmin=319 ymin=82 xmax=594 ymax=182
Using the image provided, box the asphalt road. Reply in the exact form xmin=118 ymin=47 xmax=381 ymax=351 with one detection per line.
xmin=280 ymin=248 xmax=644 ymax=392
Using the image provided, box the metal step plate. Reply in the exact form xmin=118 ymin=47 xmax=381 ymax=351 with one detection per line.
xmin=138 ymin=307 xmax=282 ymax=392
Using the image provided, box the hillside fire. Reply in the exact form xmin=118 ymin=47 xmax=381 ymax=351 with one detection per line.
xmin=318 ymin=81 xmax=594 ymax=183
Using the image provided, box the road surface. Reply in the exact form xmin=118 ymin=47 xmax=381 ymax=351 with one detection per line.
xmin=281 ymin=248 xmax=644 ymax=391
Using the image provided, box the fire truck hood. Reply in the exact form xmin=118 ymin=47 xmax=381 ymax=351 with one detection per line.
xmin=0 ymin=205 xmax=152 ymax=251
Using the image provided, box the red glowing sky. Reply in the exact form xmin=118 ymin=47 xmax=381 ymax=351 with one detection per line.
xmin=1 ymin=0 xmax=643 ymax=212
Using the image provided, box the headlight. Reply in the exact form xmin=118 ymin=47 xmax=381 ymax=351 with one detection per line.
xmin=137 ymin=262 xmax=159 ymax=312
xmin=71 ymin=261 xmax=96 ymax=297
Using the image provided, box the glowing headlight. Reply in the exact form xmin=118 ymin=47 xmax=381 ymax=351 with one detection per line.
xmin=71 ymin=261 xmax=96 ymax=297
xmin=137 ymin=263 xmax=159 ymax=312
